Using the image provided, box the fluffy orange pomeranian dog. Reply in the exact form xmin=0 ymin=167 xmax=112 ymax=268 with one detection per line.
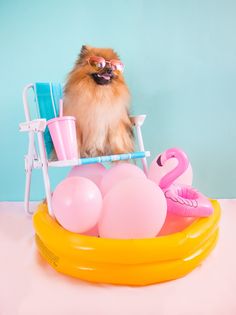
xmin=63 ymin=45 xmax=134 ymax=157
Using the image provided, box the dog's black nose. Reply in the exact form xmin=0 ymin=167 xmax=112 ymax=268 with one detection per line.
xmin=106 ymin=68 xmax=113 ymax=75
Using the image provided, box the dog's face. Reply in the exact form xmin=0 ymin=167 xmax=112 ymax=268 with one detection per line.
xmin=72 ymin=45 xmax=125 ymax=86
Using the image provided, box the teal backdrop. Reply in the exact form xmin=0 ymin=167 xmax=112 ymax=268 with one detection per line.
xmin=0 ymin=0 xmax=236 ymax=200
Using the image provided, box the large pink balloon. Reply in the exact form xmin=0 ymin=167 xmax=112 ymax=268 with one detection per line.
xmin=67 ymin=163 xmax=107 ymax=187
xmin=100 ymin=162 xmax=146 ymax=196
xmin=52 ymin=177 xmax=103 ymax=233
xmin=98 ymin=178 xmax=167 ymax=239
xmin=157 ymin=213 xmax=196 ymax=236
xmin=148 ymin=154 xmax=193 ymax=186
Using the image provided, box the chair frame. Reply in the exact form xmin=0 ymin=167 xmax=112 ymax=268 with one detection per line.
xmin=19 ymin=83 xmax=149 ymax=217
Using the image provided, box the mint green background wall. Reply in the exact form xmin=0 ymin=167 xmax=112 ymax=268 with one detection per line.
xmin=0 ymin=0 xmax=235 ymax=200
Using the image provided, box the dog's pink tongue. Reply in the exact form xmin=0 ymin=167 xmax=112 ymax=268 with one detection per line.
xmin=98 ymin=74 xmax=111 ymax=80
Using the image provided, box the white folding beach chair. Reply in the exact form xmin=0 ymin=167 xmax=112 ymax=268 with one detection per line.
xmin=19 ymin=83 xmax=150 ymax=217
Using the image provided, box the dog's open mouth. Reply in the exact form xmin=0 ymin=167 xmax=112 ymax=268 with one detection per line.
xmin=91 ymin=73 xmax=113 ymax=85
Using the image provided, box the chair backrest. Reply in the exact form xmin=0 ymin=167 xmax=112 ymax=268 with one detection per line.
xmin=34 ymin=82 xmax=63 ymax=156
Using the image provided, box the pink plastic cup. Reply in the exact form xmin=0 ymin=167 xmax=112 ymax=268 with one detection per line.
xmin=47 ymin=116 xmax=79 ymax=160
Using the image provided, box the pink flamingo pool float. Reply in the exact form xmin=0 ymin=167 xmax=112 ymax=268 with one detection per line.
xmin=156 ymin=148 xmax=213 ymax=217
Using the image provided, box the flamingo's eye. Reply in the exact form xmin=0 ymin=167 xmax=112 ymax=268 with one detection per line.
xmin=156 ymin=155 xmax=162 ymax=166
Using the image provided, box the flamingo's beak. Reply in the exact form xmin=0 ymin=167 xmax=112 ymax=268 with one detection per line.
xmin=156 ymin=155 xmax=163 ymax=166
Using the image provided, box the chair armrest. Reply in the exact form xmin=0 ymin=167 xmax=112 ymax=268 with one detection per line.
xmin=130 ymin=115 xmax=146 ymax=126
xmin=19 ymin=119 xmax=47 ymax=133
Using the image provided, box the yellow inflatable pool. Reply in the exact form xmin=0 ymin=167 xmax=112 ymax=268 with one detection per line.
xmin=33 ymin=200 xmax=220 ymax=286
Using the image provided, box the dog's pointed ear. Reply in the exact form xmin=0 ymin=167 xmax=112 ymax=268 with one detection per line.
xmin=79 ymin=45 xmax=91 ymax=58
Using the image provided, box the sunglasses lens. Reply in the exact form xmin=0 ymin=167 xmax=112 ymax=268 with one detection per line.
xmin=110 ymin=60 xmax=124 ymax=74
xmin=88 ymin=57 xmax=105 ymax=71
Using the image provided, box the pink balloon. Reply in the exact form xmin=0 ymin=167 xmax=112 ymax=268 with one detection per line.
xmin=148 ymin=154 xmax=193 ymax=186
xmin=98 ymin=178 xmax=167 ymax=239
xmin=52 ymin=177 xmax=103 ymax=233
xmin=157 ymin=213 xmax=196 ymax=236
xmin=67 ymin=163 xmax=107 ymax=187
xmin=100 ymin=162 xmax=146 ymax=196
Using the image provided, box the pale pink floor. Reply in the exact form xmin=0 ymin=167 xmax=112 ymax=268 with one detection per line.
xmin=0 ymin=200 xmax=236 ymax=315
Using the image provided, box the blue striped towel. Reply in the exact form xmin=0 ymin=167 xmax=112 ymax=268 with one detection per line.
xmin=34 ymin=82 xmax=63 ymax=156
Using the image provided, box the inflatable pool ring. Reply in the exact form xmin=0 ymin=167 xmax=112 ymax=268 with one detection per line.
xmin=33 ymin=199 xmax=220 ymax=286
xmin=157 ymin=148 xmax=213 ymax=217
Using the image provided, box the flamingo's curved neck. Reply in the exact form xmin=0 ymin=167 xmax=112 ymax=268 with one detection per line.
xmin=159 ymin=148 xmax=189 ymax=189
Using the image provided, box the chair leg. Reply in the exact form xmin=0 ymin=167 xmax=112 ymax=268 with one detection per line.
xmin=41 ymin=162 xmax=53 ymax=216
xmin=136 ymin=125 xmax=148 ymax=175
xmin=24 ymin=156 xmax=33 ymax=215
xmin=37 ymin=132 xmax=54 ymax=217
xmin=24 ymin=131 xmax=35 ymax=215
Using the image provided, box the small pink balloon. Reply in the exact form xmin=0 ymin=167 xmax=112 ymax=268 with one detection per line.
xmin=100 ymin=162 xmax=146 ymax=196
xmin=157 ymin=213 xmax=196 ymax=236
xmin=98 ymin=178 xmax=167 ymax=239
xmin=52 ymin=177 xmax=103 ymax=233
xmin=67 ymin=163 xmax=107 ymax=187
xmin=148 ymin=154 xmax=193 ymax=186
